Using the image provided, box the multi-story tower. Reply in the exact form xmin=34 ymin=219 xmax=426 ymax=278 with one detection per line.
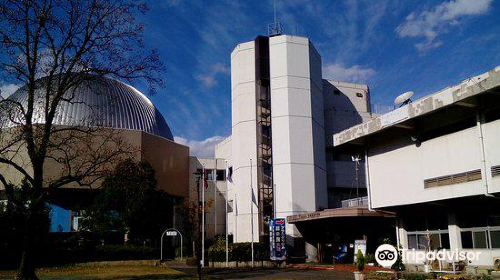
xmin=269 ymin=35 xmax=327 ymax=237
xmin=216 ymin=34 xmax=328 ymax=244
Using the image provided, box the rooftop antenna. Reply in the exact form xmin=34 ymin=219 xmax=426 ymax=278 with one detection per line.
xmin=268 ymin=0 xmax=284 ymax=37
xmin=351 ymin=155 xmax=361 ymax=205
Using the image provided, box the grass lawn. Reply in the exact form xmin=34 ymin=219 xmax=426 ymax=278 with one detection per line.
xmin=0 ymin=260 xmax=357 ymax=280
xmin=0 ymin=260 xmax=192 ymax=280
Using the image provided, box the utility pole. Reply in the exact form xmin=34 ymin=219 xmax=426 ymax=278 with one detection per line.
xmin=214 ymin=162 xmax=217 ymax=237
xmin=201 ymin=167 xmax=205 ymax=268
xmin=225 ymin=160 xmax=229 ymax=268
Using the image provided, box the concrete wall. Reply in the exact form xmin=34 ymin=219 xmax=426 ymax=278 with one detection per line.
xmin=141 ymin=132 xmax=189 ymax=198
xmin=322 ymin=80 xmax=373 ymax=206
xmin=188 ymin=157 xmax=228 ymax=240
xmin=483 ymin=118 xmax=500 ymax=194
xmin=269 ymin=35 xmax=327 ymax=238
xmin=1 ymin=128 xmax=190 ymax=198
xmin=368 ymin=122 xmax=496 ymax=208
xmin=215 ymin=137 xmax=234 ymax=236
xmin=322 ymin=80 xmax=372 ymax=143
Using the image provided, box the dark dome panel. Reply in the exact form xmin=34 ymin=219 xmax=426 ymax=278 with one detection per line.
xmin=3 ymin=77 xmax=173 ymax=140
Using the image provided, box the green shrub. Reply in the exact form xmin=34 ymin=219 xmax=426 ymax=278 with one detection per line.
xmin=391 ymin=246 xmax=405 ymax=271
xmin=364 ymin=253 xmax=375 ymax=263
xmin=208 ymin=237 xmax=230 ymax=262
xmin=186 ymin=257 xmax=198 ymax=266
xmin=356 ymin=249 xmax=365 ymax=271
xmin=482 ymin=275 xmax=492 ymax=280
xmin=208 ymin=237 xmax=269 ymax=262
xmin=404 ymin=273 xmax=429 ymax=280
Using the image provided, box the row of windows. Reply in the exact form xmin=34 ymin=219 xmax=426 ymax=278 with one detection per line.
xmin=407 ymin=231 xmax=450 ymax=250
xmin=407 ymin=227 xmax=500 ymax=250
xmin=332 ymin=89 xmax=364 ymax=98
xmin=461 ymin=228 xmax=500 ymax=249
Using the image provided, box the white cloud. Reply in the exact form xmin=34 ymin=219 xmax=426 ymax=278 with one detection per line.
xmin=0 ymin=83 xmax=20 ymax=99
xmin=174 ymin=136 xmax=225 ymax=158
xmin=396 ymin=0 xmax=493 ymax=52
xmin=195 ymin=62 xmax=229 ymax=88
xmin=322 ymin=63 xmax=376 ymax=84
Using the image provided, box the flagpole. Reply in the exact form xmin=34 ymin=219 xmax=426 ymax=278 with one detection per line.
xmin=225 ymin=160 xmax=229 ymax=268
xmin=214 ymin=161 xmax=217 ymax=237
xmin=201 ymin=165 xmax=205 ymax=268
xmin=250 ymin=158 xmax=254 ymax=268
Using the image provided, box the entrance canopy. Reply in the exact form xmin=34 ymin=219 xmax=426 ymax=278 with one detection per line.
xmin=287 ymin=205 xmax=395 ymax=224
xmin=287 ymin=205 xmax=396 ymax=263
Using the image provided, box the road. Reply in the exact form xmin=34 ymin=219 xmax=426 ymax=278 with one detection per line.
xmin=166 ymin=261 xmax=354 ymax=280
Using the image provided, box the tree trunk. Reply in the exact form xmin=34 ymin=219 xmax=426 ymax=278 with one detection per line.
xmin=16 ymin=222 xmax=39 ymax=280
xmin=16 ymin=201 xmax=44 ymax=280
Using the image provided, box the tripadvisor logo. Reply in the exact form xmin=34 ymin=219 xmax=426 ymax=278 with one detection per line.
xmin=375 ymin=244 xmax=398 ymax=267
xmin=375 ymin=244 xmax=482 ymax=267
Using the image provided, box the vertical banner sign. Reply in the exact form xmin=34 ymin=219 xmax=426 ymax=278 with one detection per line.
xmin=270 ymin=218 xmax=286 ymax=261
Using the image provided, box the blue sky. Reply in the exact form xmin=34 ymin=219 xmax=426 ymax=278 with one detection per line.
xmin=1 ymin=0 xmax=499 ymax=157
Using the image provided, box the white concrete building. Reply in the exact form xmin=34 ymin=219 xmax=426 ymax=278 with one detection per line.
xmin=333 ymin=67 xmax=500 ymax=269
xmin=213 ymin=34 xmax=375 ymax=251
xmin=192 ymin=32 xmax=500 ymax=269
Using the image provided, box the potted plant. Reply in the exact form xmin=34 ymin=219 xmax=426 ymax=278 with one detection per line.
xmin=354 ymin=249 xmax=365 ymax=280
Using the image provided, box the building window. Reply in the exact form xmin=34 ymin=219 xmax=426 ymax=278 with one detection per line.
xmin=407 ymin=231 xmax=450 ymax=250
xmin=461 ymin=231 xmax=473 ymax=249
xmin=216 ymin=170 xmax=225 ymax=181
xmin=474 ymin=231 xmax=488 ymax=248
xmin=461 ymin=228 xmax=500 ymax=249
xmin=491 ymin=230 xmax=500 ymax=248
xmin=204 ymin=169 xmax=214 ymax=181
xmin=227 ymin=166 xmax=233 ymax=181
xmin=458 ymin=211 xmax=500 ymax=249
xmin=356 ymin=92 xmax=363 ymax=98
xmin=228 ymin=200 xmax=233 ymax=213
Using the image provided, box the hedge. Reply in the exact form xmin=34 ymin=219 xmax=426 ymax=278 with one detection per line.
xmin=208 ymin=237 xmax=269 ymax=262
xmin=94 ymin=245 xmax=156 ymax=261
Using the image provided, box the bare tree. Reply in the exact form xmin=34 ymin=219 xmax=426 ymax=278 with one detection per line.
xmin=0 ymin=1 xmax=164 ymax=279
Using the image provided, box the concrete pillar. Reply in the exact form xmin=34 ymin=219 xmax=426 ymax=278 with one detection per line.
xmin=398 ymin=219 xmax=408 ymax=249
xmin=230 ymin=40 xmax=259 ymax=243
xmin=305 ymin=242 xmax=318 ymax=262
xmin=447 ymin=211 xmax=462 ymax=250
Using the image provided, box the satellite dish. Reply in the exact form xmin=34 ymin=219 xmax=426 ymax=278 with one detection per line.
xmin=394 ymin=91 xmax=414 ymax=107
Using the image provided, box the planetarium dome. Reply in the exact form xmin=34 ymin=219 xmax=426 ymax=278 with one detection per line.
xmin=2 ymin=76 xmax=173 ymax=140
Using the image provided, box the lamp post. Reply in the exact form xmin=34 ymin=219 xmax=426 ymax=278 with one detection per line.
xmin=194 ymin=171 xmax=203 ymax=280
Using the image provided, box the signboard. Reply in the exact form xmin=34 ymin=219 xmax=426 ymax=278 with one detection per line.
xmin=353 ymin=239 xmax=367 ymax=262
xmin=270 ymin=218 xmax=287 ymax=261
xmin=166 ymin=230 xmax=178 ymax=237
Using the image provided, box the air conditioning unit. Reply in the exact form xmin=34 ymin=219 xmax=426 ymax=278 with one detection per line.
xmin=494 ymin=257 xmax=500 ymax=271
